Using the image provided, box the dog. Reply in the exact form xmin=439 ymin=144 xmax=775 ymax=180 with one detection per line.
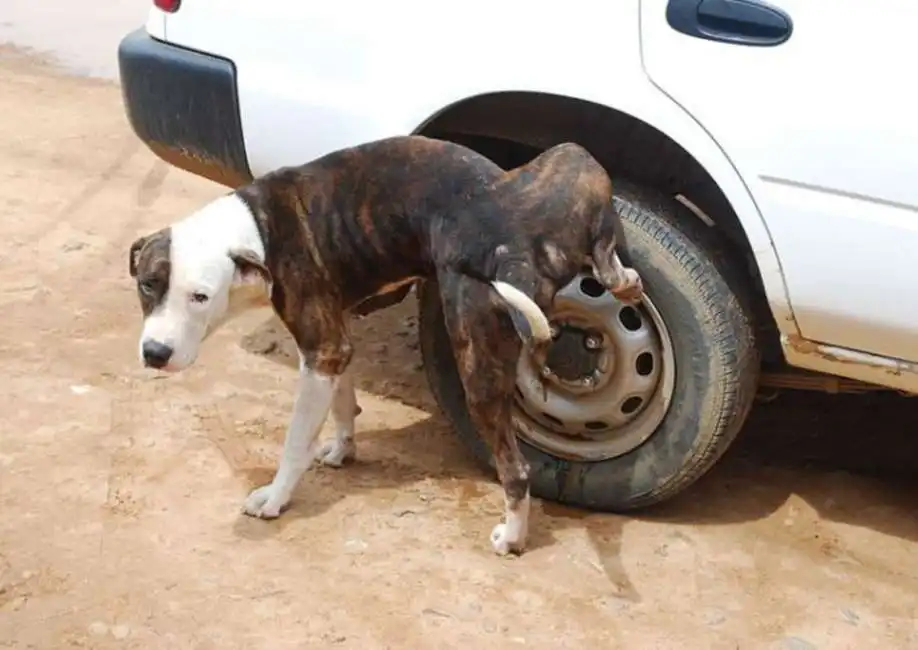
xmin=127 ymin=135 xmax=642 ymax=556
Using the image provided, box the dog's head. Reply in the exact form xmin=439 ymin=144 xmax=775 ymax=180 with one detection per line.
xmin=128 ymin=196 xmax=271 ymax=373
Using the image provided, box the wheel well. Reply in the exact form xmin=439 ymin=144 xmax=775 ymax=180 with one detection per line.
xmin=417 ymin=91 xmax=782 ymax=366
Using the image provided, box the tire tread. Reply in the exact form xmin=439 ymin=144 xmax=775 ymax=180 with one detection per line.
xmin=612 ymin=182 xmax=759 ymax=508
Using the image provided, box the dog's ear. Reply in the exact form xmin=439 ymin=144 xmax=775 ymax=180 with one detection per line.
xmin=229 ymin=248 xmax=272 ymax=285
xmin=129 ymin=236 xmax=147 ymax=278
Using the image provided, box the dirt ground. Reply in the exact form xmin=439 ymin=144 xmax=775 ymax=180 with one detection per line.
xmin=1 ymin=48 xmax=918 ymax=650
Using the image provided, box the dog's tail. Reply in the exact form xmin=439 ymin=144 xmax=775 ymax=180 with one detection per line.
xmin=591 ymin=202 xmax=643 ymax=304
xmin=447 ymin=254 xmax=552 ymax=349
xmin=490 ymin=279 xmax=552 ymax=345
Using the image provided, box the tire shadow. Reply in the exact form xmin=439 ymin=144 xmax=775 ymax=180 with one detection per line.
xmin=638 ymin=391 xmax=918 ymax=544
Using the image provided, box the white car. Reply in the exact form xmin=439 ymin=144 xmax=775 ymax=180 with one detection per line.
xmin=117 ymin=0 xmax=918 ymax=512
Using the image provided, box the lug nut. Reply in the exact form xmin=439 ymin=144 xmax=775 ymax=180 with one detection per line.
xmin=541 ymin=366 xmax=553 ymax=378
xmin=584 ymin=334 xmax=603 ymax=350
xmin=549 ymin=322 xmax=561 ymax=339
xmin=581 ymin=375 xmax=596 ymax=388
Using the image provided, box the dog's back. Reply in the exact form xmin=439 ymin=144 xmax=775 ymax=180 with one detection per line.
xmin=434 ymin=144 xmax=626 ymax=284
xmin=434 ymin=143 xmax=616 ymax=271
xmin=237 ymin=135 xmax=505 ymax=312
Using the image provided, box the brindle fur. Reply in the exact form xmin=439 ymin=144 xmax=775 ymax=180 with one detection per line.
xmin=234 ymin=137 xmax=508 ymax=376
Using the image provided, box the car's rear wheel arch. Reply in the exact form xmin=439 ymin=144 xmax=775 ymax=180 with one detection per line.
xmin=413 ymin=91 xmax=777 ymax=511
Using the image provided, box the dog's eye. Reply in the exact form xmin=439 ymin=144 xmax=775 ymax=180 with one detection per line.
xmin=139 ymin=280 xmax=156 ymax=296
xmin=190 ymin=292 xmax=210 ymax=304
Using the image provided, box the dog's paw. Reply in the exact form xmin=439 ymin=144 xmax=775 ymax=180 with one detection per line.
xmin=316 ymin=438 xmax=356 ymax=468
xmin=611 ymin=268 xmax=644 ymax=305
xmin=490 ymin=522 xmax=527 ymax=556
xmin=242 ymin=483 xmax=289 ymax=519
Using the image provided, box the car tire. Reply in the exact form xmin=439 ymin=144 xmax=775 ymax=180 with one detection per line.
xmin=417 ymin=179 xmax=761 ymax=511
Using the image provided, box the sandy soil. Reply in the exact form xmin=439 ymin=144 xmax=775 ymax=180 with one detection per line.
xmin=1 ymin=49 xmax=918 ymax=649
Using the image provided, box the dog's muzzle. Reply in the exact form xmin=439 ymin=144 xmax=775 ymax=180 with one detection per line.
xmin=142 ymin=340 xmax=174 ymax=369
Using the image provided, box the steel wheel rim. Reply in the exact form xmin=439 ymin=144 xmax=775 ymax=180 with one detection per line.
xmin=513 ymin=273 xmax=676 ymax=462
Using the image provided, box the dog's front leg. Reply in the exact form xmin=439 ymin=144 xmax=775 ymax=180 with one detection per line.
xmin=243 ymin=358 xmax=338 ymax=519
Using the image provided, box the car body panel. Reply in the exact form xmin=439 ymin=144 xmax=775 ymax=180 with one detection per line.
xmin=641 ymin=0 xmax=918 ymax=362
xmin=145 ymin=6 xmax=166 ymax=40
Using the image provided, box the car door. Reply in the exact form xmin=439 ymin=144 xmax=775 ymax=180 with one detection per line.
xmin=640 ymin=0 xmax=918 ymax=362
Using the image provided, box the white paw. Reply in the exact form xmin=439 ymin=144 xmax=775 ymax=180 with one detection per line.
xmin=490 ymin=522 xmax=526 ymax=556
xmin=242 ymin=483 xmax=290 ymax=519
xmin=623 ymin=267 xmax=641 ymax=286
xmin=316 ymin=438 xmax=356 ymax=468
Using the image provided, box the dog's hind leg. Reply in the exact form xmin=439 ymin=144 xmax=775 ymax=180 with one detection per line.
xmin=591 ymin=203 xmax=643 ymax=304
xmin=316 ymin=370 xmax=360 ymax=467
xmin=438 ymin=269 xmax=531 ymax=556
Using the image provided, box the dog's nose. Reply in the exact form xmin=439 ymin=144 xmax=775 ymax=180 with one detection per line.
xmin=142 ymin=340 xmax=173 ymax=369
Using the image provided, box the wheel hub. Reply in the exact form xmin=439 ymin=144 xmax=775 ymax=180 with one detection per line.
xmin=544 ymin=325 xmax=604 ymax=383
xmin=513 ymin=273 xmax=676 ymax=462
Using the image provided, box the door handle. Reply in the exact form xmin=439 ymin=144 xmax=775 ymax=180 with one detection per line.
xmin=666 ymin=0 xmax=793 ymax=47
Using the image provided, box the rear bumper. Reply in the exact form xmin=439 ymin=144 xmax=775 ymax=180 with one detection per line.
xmin=117 ymin=28 xmax=253 ymax=187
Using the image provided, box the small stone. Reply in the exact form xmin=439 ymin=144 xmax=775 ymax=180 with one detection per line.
xmin=841 ymin=608 xmax=859 ymax=626
xmin=705 ymin=609 xmax=727 ymax=627
xmin=62 ymin=240 xmax=88 ymax=252
xmin=70 ymin=385 xmax=92 ymax=395
xmin=344 ymin=538 xmax=368 ymax=553
xmin=87 ymin=622 xmax=109 ymax=637
xmin=597 ymin=596 xmax=630 ymax=613
xmin=483 ymin=620 xmax=497 ymax=633
xmin=4 ymin=596 xmax=26 ymax=611
xmin=111 ymin=625 xmax=130 ymax=640
xmin=21 ymin=570 xmax=34 ymax=580
xmin=784 ymin=637 xmax=817 ymax=650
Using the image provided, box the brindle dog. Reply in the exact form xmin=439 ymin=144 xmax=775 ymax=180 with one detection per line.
xmin=127 ymin=135 xmax=642 ymax=556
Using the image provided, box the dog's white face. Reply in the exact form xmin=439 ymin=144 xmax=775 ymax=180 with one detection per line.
xmin=136 ymin=243 xmax=237 ymax=372
xmin=128 ymin=195 xmax=270 ymax=373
